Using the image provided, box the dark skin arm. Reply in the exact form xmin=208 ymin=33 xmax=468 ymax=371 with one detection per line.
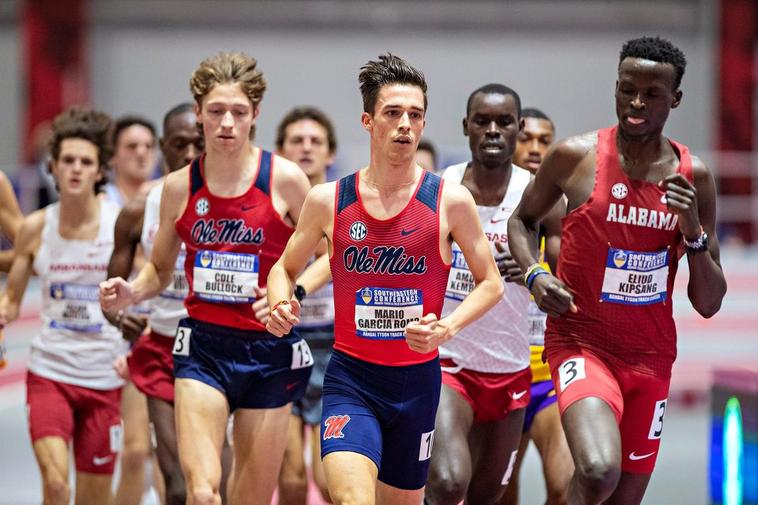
xmin=542 ymin=197 xmax=565 ymax=272
xmin=508 ymin=136 xmax=592 ymax=316
xmin=103 ymin=198 xmax=148 ymax=341
xmin=660 ymin=157 xmax=726 ymax=317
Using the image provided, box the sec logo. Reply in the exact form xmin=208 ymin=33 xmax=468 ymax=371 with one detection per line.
xmin=195 ymin=198 xmax=210 ymax=216
xmin=349 ymin=221 xmax=367 ymax=241
xmin=611 ymin=183 xmax=628 ymax=200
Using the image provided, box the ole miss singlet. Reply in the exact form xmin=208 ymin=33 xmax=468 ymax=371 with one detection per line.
xmin=547 ymin=126 xmax=693 ymax=377
xmin=175 ymin=151 xmax=293 ymax=331
xmin=330 ymin=171 xmax=451 ymax=366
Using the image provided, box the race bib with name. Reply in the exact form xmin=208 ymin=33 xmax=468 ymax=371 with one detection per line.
xmin=299 ymin=283 xmax=335 ymax=328
xmin=354 ymin=287 xmax=423 ymax=340
xmin=445 ymin=249 xmax=474 ymax=301
xmin=48 ymin=283 xmax=104 ymax=333
xmin=160 ymin=251 xmax=188 ymax=300
xmin=600 ymin=247 xmax=669 ymax=305
xmin=192 ymin=250 xmax=259 ymax=303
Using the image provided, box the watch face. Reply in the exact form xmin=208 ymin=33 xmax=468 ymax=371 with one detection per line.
xmin=294 ymin=285 xmax=306 ymax=301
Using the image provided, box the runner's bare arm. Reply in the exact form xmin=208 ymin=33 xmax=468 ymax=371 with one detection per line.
xmin=295 ymin=253 xmax=332 ymax=295
xmin=0 ymin=211 xmax=45 ymax=327
xmin=0 ymin=172 xmax=23 ymax=272
xmin=542 ymin=197 xmax=565 ymax=272
xmin=662 ymin=157 xmax=726 ymax=317
xmin=267 ymin=183 xmax=334 ymax=337
xmin=102 ymin=198 xmax=148 ymax=338
xmin=99 ymin=169 xmax=186 ymax=311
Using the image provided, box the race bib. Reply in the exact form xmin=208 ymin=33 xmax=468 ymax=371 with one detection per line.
xmin=192 ymin=250 xmax=258 ymax=303
xmin=299 ymin=283 xmax=335 ymax=328
xmin=160 ymin=251 xmax=188 ymax=300
xmin=354 ymin=287 xmax=423 ymax=340
xmin=445 ymin=249 xmax=474 ymax=301
xmin=600 ymin=248 xmax=669 ymax=305
xmin=527 ymin=300 xmax=546 ymax=346
xmin=48 ymin=283 xmax=104 ymax=333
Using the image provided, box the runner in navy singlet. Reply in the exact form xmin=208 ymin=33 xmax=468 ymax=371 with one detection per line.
xmin=508 ymin=37 xmax=726 ymax=505
xmin=266 ymin=54 xmax=504 ymax=505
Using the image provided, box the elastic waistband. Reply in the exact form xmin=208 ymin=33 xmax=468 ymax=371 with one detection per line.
xmin=180 ymin=318 xmax=276 ymax=340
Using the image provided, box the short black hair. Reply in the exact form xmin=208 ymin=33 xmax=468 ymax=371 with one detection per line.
xmin=619 ymin=36 xmax=687 ymax=89
xmin=417 ymin=138 xmax=437 ymax=164
xmin=275 ymin=106 xmax=337 ymax=153
xmin=162 ymin=103 xmax=194 ymax=135
xmin=112 ymin=115 xmax=156 ymax=147
xmin=466 ymin=83 xmax=522 ymax=117
xmin=522 ymin=107 xmax=554 ymax=130
xmin=359 ymin=53 xmax=427 ymax=115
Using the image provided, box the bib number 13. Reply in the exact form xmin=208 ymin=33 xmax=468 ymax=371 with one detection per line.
xmin=173 ymin=327 xmax=191 ymax=356
xmin=291 ymin=339 xmax=314 ymax=370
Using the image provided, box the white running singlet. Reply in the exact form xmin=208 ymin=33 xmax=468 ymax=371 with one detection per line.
xmin=439 ymin=162 xmax=531 ymax=373
xmin=30 ymin=200 xmax=126 ymax=389
xmin=141 ymin=182 xmax=188 ymax=337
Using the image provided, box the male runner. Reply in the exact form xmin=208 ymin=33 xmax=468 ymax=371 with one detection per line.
xmin=0 ymin=107 xmax=124 ymax=505
xmin=425 ymin=84 xmax=537 ymax=505
xmin=275 ymin=106 xmax=337 ymax=505
xmin=508 ymin=36 xmax=727 ymax=505
xmin=104 ymin=114 xmax=161 ymax=505
xmin=104 ymin=115 xmax=157 ymax=206
xmin=103 ymin=103 xmax=226 ymax=505
xmin=100 ymin=51 xmax=314 ymax=505
xmin=503 ymin=107 xmax=572 ymax=505
xmin=267 ymin=53 xmax=504 ymax=505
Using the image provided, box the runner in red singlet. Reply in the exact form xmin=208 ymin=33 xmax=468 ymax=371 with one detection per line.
xmin=508 ymin=36 xmax=726 ymax=505
xmin=266 ymin=54 xmax=504 ymax=505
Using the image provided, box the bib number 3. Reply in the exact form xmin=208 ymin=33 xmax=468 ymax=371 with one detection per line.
xmin=291 ymin=339 xmax=314 ymax=370
xmin=558 ymin=358 xmax=586 ymax=392
xmin=173 ymin=327 xmax=192 ymax=356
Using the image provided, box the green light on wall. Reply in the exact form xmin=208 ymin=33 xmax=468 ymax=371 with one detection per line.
xmin=723 ymin=396 xmax=743 ymax=505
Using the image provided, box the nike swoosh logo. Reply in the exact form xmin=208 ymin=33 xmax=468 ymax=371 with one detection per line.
xmin=400 ymin=227 xmax=419 ymax=236
xmin=490 ymin=218 xmax=507 ymax=224
xmin=286 ymin=382 xmax=300 ymax=391
xmin=628 ymin=451 xmax=656 ymax=461
xmin=510 ymin=390 xmax=527 ymax=400
xmin=241 ymin=204 xmax=261 ymax=211
xmin=93 ymin=455 xmax=113 ymax=466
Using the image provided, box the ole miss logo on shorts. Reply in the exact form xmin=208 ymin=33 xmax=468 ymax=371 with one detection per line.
xmin=323 ymin=415 xmax=351 ymax=440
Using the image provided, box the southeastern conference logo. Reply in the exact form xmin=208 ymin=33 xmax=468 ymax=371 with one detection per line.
xmin=611 ymin=183 xmax=628 ymax=200
xmin=613 ymin=250 xmax=628 ymax=268
xmin=195 ymin=197 xmax=210 ymax=217
xmin=349 ymin=221 xmax=367 ymax=241
xmin=360 ymin=287 xmax=373 ymax=304
xmin=199 ymin=250 xmax=212 ymax=268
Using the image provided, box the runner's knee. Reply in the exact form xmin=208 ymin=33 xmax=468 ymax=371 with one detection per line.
xmin=574 ymin=456 xmax=620 ymax=502
xmin=43 ymin=477 xmax=70 ymax=505
xmin=426 ymin=462 xmax=469 ymax=505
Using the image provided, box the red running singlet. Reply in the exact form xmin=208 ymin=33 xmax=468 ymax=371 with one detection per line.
xmin=546 ymin=126 xmax=693 ymax=377
xmin=175 ymin=151 xmax=293 ymax=331
xmin=330 ymin=171 xmax=451 ymax=366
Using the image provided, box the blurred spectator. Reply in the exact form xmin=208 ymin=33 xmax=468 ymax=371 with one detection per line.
xmin=416 ymin=137 xmax=438 ymax=173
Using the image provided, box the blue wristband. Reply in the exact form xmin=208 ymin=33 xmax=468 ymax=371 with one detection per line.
xmin=527 ymin=270 xmax=549 ymax=291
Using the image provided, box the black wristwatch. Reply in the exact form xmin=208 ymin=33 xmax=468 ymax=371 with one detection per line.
xmin=294 ymin=284 xmax=307 ymax=301
xmin=684 ymin=230 xmax=709 ymax=253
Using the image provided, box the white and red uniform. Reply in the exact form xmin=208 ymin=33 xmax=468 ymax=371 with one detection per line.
xmin=27 ymin=200 xmax=125 ymax=474
xmin=438 ymin=162 xmax=532 ymax=422
xmin=546 ymin=126 xmax=693 ymax=472
xmin=127 ymin=181 xmax=188 ymax=403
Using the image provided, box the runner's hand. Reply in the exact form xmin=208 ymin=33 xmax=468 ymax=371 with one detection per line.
xmin=405 ymin=313 xmax=453 ymax=354
xmin=494 ymin=242 xmax=523 ymax=284
xmin=659 ymin=173 xmax=701 ymax=239
xmin=99 ymin=277 xmax=135 ymax=312
xmin=531 ymin=273 xmax=577 ymax=317
xmin=252 ymin=286 xmax=270 ymax=324
xmin=113 ymin=354 xmax=131 ymax=381
xmin=267 ymin=298 xmax=300 ymax=338
xmin=120 ymin=314 xmax=148 ymax=343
